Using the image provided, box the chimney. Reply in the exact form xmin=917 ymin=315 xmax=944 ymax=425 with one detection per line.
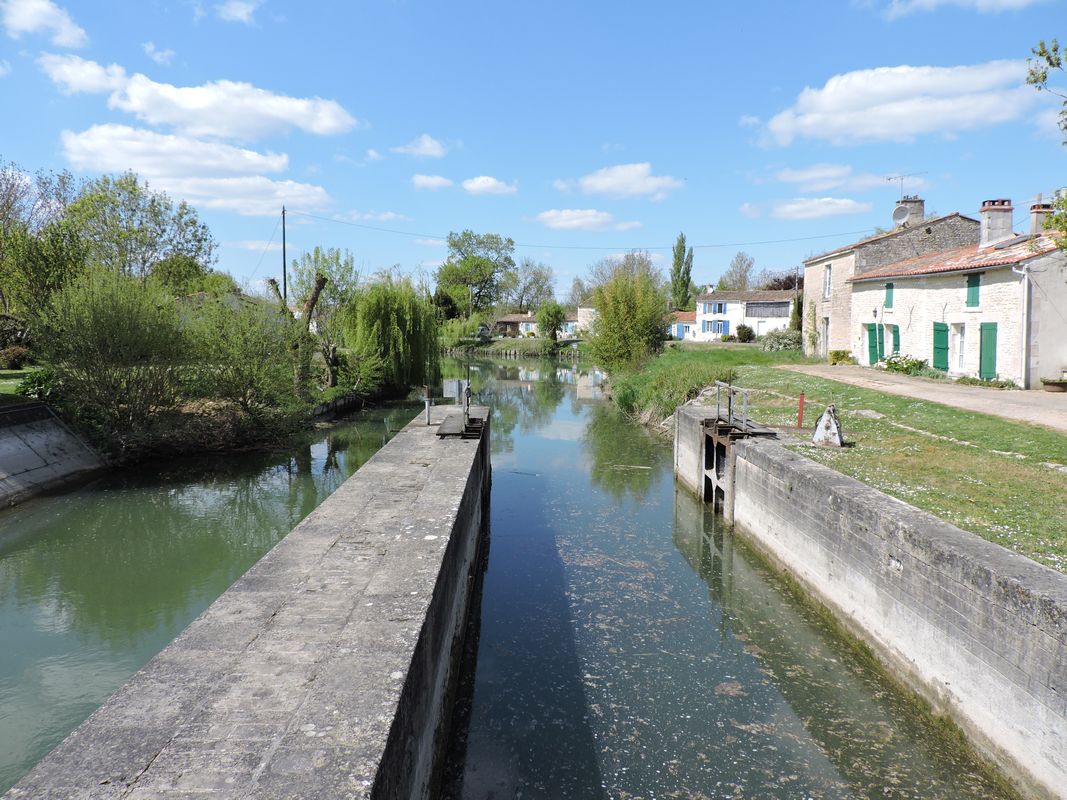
xmin=1030 ymin=202 xmax=1053 ymax=236
xmin=979 ymin=199 xmax=1013 ymax=248
xmin=898 ymin=195 xmax=924 ymax=226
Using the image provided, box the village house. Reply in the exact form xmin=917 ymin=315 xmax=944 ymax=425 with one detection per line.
xmin=693 ymin=290 xmax=795 ymax=341
xmin=494 ymin=311 xmax=539 ymax=337
xmin=668 ymin=309 xmax=697 ymax=340
xmin=805 ymin=195 xmax=1067 ymax=387
xmin=802 ymin=196 xmax=979 ymax=359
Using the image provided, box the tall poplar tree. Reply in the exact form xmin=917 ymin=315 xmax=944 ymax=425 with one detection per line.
xmin=669 ymin=232 xmax=694 ymax=310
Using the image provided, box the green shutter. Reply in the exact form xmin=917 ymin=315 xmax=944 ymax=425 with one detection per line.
xmin=867 ymin=324 xmax=879 ymax=365
xmin=966 ymin=274 xmax=980 ymax=307
xmin=933 ymin=323 xmax=949 ymax=370
xmin=885 ymin=282 xmax=894 ymax=309
xmin=891 ymin=325 xmax=900 ymax=354
xmin=876 ymin=324 xmax=885 ymax=360
xmin=979 ymin=323 xmax=997 ymax=380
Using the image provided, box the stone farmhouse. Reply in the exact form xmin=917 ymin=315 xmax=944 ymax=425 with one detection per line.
xmin=693 ymin=290 xmax=795 ymax=341
xmin=803 ymin=195 xmax=1067 ymax=387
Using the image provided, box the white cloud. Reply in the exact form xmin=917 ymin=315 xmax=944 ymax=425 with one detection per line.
xmin=738 ymin=115 xmax=761 ymax=127
xmin=415 ymin=238 xmax=446 ymax=246
xmin=774 ymin=163 xmax=927 ymax=192
xmin=551 ymin=178 xmax=573 ymax=192
xmin=152 ymin=175 xmax=330 ymax=216
xmin=216 ymin=0 xmax=259 ymax=24
xmin=885 ymin=0 xmax=1045 ymax=18
xmin=771 ymin=197 xmax=873 ymax=220
xmin=62 ymin=124 xmax=288 ymax=176
xmin=366 ymin=148 xmax=383 ymax=161
xmin=419 ymin=258 xmax=444 ymax=269
xmin=766 ymin=60 xmax=1035 ymax=146
xmin=462 ymin=175 xmax=517 ymax=195
xmin=1 ymin=0 xmax=86 ymax=47
xmin=411 ymin=174 xmax=452 ymax=190
xmin=345 ymin=210 xmax=413 ymax=222
xmin=534 ymin=209 xmax=641 ymax=231
xmin=229 ymin=239 xmax=283 ymax=252
xmin=572 ymin=162 xmax=683 ymax=201
xmin=739 ymin=202 xmax=761 ymax=219
xmin=38 ymin=54 xmax=358 ymax=139
xmin=142 ymin=41 xmax=174 ymax=66
xmin=391 ymin=133 xmax=447 ymax=158
xmin=0 ymin=59 xmax=10 ymax=77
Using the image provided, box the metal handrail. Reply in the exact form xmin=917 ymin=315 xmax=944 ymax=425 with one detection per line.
xmin=714 ymin=381 xmax=749 ymax=432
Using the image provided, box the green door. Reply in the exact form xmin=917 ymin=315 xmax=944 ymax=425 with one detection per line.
xmin=932 ymin=323 xmax=949 ymax=371
xmin=979 ymin=322 xmax=997 ymax=380
xmin=876 ymin=325 xmax=885 ymax=360
xmin=867 ymin=324 xmax=879 ymax=364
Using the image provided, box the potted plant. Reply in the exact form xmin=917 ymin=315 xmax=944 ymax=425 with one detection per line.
xmin=1041 ymin=376 xmax=1067 ymax=393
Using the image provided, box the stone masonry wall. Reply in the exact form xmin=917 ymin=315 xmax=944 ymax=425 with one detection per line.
xmin=854 ymin=215 xmax=979 ymax=275
xmin=729 ymin=437 xmax=1067 ymax=800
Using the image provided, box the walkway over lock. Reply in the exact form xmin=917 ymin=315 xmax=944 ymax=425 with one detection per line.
xmin=5 ymin=405 xmax=491 ymax=800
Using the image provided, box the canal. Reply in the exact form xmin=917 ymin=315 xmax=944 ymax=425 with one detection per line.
xmin=444 ymin=359 xmax=1014 ymax=800
xmin=0 ymin=403 xmax=417 ymax=793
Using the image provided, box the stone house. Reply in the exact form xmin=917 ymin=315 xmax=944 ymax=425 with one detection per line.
xmin=846 ymin=200 xmax=1066 ymax=387
xmin=802 ymin=196 xmax=979 ymax=358
xmin=494 ymin=311 xmax=539 ymax=337
xmin=693 ymin=290 xmax=795 ymax=340
xmin=668 ymin=309 xmax=697 ymax=340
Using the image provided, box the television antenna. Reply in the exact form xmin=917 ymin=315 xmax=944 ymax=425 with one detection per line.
xmin=886 ymin=172 xmax=927 ymax=200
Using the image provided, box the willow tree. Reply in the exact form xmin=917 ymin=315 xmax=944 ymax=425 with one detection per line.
xmin=343 ymin=276 xmax=439 ymax=391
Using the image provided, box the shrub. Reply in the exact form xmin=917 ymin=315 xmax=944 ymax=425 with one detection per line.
xmin=0 ymin=345 xmax=31 ymax=370
xmin=589 ymin=269 xmax=667 ymax=370
xmin=17 ymin=366 xmax=62 ymax=403
xmin=956 ymin=375 xmax=1018 ymax=389
xmin=34 ymin=269 xmax=186 ymax=436
xmin=828 ymin=349 xmax=853 ymax=365
xmin=612 ymin=364 xmax=740 ymax=419
xmin=526 ymin=331 xmax=536 ymax=338
xmin=439 ymin=316 xmax=480 ymax=347
xmin=720 ymin=334 xmax=736 ymax=342
xmin=884 ymin=352 xmax=930 ymax=376
xmin=761 ymin=329 xmax=802 ymax=352
xmin=735 ymin=323 xmax=755 ymax=343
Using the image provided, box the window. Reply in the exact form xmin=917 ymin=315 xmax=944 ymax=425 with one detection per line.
xmin=885 ymin=282 xmax=894 ymax=309
xmin=823 ymin=264 xmax=832 ymax=298
xmin=952 ymin=323 xmax=966 ymax=370
xmin=715 ymin=302 xmax=727 ymax=314
xmin=966 ymin=274 xmax=980 ymax=307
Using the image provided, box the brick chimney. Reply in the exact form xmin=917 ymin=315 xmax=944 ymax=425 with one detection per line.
xmin=979 ymin=199 xmax=1013 ymax=248
xmin=1030 ymin=202 xmax=1053 ymax=236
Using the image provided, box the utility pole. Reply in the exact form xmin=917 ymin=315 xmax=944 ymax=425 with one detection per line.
xmin=281 ymin=206 xmax=287 ymax=303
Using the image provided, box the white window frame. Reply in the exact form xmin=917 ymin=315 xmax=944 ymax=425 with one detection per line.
xmin=823 ymin=264 xmax=832 ymax=299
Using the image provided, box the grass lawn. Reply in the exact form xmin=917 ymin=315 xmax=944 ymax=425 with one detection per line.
xmin=614 ymin=346 xmax=1067 ymax=573
xmin=0 ymin=368 xmax=36 ymax=402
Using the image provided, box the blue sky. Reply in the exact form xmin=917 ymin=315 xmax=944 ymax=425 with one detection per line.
xmin=1 ymin=0 xmax=1064 ymax=294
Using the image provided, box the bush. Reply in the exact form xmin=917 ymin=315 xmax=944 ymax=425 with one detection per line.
xmin=17 ymin=366 xmax=62 ymax=402
xmin=735 ymin=324 xmax=755 ymax=343
xmin=828 ymin=350 xmax=853 ymax=365
xmin=884 ymin=352 xmax=930 ymax=376
xmin=589 ymin=269 xmax=667 ymax=370
xmin=0 ymin=345 xmax=31 ymax=370
xmin=439 ymin=316 xmax=480 ymax=347
xmin=761 ymin=329 xmax=802 ymax=352
xmin=720 ymin=334 xmax=736 ymax=342
xmin=612 ymin=364 xmax=740 ymax=419
xmin=34 ymin=269 xmax=186 ymax=437
xmin=956 ymin=375 xmax=1019 ymax=389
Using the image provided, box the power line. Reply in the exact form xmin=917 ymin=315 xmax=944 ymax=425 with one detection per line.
xmin=287 ymin=209 xmax=876 ymax=253
xmin=247 ymin=212 xmax=282 ymax=283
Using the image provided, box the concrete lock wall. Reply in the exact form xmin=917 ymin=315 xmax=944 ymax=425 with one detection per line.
xmin=727 ymin=437 xmax=1067 ymax=800
xmin=0 ymin=402 xmax=102 ymax=507
xmin=5 ymin=404 xmax=491 ymax=800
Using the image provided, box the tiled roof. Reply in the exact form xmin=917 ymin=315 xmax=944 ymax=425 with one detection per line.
xmin=495 ymin=313 xmax=537 ymax=323
xmin=669 ymin=310 xmax=696 ymax=322
xmin=694 ymin=289 xmax=796 ymax=303
xmin=803 ymin=213 xmax=979 ymax=264
xmin=847 ymin=233 xmax=1062 ymax=283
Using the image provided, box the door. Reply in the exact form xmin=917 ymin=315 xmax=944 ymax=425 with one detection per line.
xmin=979 ymin=322 xmax=997 ymax=380
xmin=932 ymin=323 xmax=949 ymax=371
xmin=867 ymin=324 xmax=879 ymax=365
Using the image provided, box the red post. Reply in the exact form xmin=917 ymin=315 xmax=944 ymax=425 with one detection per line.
xmin=797 ymin=392 xmax=805 ymax=429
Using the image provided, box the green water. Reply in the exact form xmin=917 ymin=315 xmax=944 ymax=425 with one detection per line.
xmin=445 ymin=359 xmax=1016 ymax=800
xmin=0 ymin=404 xmax=417 ymax=793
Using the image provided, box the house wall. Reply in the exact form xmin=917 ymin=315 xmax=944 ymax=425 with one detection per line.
xmin=851 ymin=268 xmax=1026 ymax=382
xmin=696 ymin=301 xmax=743 ymax=340
xmin=854 ymin=216 xmax=979 ymax=276
xmin=576 ymin=306 xmax=597 ymax=334
xmin=745 ymin=312 xmax=790 ymax=337
xmin=804 ymin=252 xmax=856 ymax=356
xmin=1027 ymin=251 xmax=1067 ymax=384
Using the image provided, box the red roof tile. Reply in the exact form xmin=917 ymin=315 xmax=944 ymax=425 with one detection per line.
xmin=847 ymin=233 xmax=1062 ymax=283
xmin=669 ymin=310 xmax=696 ymax=322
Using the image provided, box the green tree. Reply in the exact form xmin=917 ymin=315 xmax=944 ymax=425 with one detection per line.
xmin=150 ymin=254 xmax=210 ymax=295
xmin=669 ymin=232 xmax=694 ymax=310
xmin=289 ymin=246 xmax=360 ymax=386
xmin=0 ymin=218 xmax=88 ymax=319
xmin=717 ymin=251 xmax=754 ymax=291
xmin=537 ymin=299 xmax=566 ymax=342
xmin=435 ymin=229 xmax=516 ymax=314
xmin=65 ymin=172 xmax=216 ymax=280
xmin=589 ymin=266 xmax=667 ymax=370
xmin=1027 ymin=38 xmax=1067 ymax=246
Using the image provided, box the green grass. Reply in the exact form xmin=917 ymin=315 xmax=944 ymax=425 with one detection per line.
xmin=0 ymin=367 xmax=36 ymax=397
xmin=610 ymin=345 xmax=1067 ymax=573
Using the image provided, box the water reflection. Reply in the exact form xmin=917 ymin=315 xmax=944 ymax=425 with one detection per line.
xmin=0 ymin=403 xmax=417 ymax=793
xmin=445 ymin=357 xmax=1014 ymax=800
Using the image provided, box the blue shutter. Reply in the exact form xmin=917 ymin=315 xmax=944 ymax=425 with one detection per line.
xmin=723 ymin=320 xmax=730 ymax=334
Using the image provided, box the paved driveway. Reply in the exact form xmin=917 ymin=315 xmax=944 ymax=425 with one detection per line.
xmin=782 ymin=364 xmax=1067 ymax=435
